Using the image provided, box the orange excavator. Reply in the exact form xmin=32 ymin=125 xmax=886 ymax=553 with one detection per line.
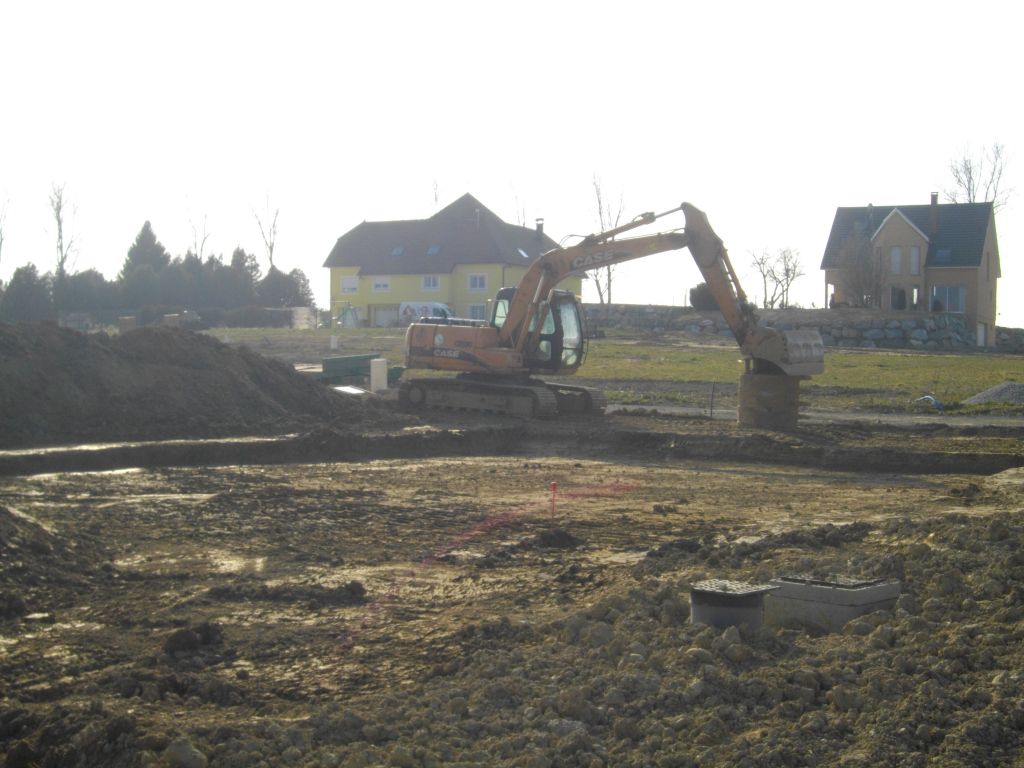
xmin=400 ymin=202 xmax=824 ymax=416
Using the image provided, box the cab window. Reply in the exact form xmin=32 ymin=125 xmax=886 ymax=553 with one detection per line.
xmin=492 ymin=299 xmax=508 ymax=329
xmin=559 ymin=301 xmax=582 ymax=366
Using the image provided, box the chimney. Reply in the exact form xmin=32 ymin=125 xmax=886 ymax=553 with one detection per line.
xmin=930 ymin=192 xmax=938 ymax=235
xmin=535 ymin=217 xmax=545 ymax=240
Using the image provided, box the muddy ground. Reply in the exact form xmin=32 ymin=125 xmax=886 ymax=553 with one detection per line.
xmin=2 ymin=326 xmax=1024 ymax=767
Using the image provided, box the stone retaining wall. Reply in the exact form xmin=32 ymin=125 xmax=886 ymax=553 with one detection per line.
xmin=582 ymin=304 xmax=1023 ymax=352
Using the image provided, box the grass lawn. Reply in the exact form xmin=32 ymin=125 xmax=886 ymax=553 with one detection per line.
xmin=583 ymin=336 xmax=1024 ymax=412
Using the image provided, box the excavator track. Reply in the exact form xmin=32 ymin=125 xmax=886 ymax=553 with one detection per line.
xmin=399 ymin=377 xmax=559 ymax=417
xmin=548 ymin=383 xmax=607 ymax=414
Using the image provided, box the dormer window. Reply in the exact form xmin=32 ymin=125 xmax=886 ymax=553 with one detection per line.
xmin=391 ymin=246 xmax=404 ymax=257
xmin=427 ymin=245 xmax=440 ymax=256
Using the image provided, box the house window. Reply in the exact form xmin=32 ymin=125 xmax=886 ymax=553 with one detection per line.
xmin=889 ymin=247 xmax=902 ymax=275
xmin=468 ymin=304 xmax=487 ymax=320
xmin=422 ymin=275 xmax=440 ymax=291
xmin=340 ymin=276 xmax=358 ymax=294
xmin=931 ymin=285 xmax=965 ymax=313
xmin=468 ymin=273 xmax=487 ymax=291
xmin=390 ymin=247 xmax=404 ymax=257
xmin=909 ymin=246 xmax=920 ymax=276
xmin=890 ymin=286 xmax=907 ymax=310
xmin=372 ymin=276 xmax=391 ymax=292
xmin=911 ymin=286 xmax=921 ymax=309
xmin=427 ymin=245 xmax=441 ymax=256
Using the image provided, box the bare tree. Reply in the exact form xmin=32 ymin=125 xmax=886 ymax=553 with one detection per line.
xmin=190 ymin=214 xmax=210 ymax=262
xmin=49 ymin=183 xmax=75 ymax=280
xmin=774 ymin=248 xmax=803 ymax=308
xmin=946 ymin=143 xmax=1011 ymax=211
xmin=750 ymin=250 xmax=782 ymax=309
xmin=840 ymin=222 xmax=884 ymax=307
xmin=750 ymin=248 xmax=804 ymax=309
xmin=589 ymin=175 xmax=624 ymax=304
xmin=254 ymin=200 xmax=279 ymax=271
xmin=510 ymin=189 xmax=527 ymax=228
xmin=49 ymin=183 xmax=75 ymax=316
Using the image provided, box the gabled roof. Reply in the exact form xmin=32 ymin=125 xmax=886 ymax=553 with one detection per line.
xmin=820 ymin=201 xmax=995 ymax=270
xmin=323 ymin=193 xmax=558 ymax=274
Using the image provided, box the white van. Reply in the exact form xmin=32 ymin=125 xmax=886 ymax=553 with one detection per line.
xmin=399 ymin=302 xmax=453 ymax=325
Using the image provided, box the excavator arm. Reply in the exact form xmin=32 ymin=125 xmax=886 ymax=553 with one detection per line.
xmin=500 ymin=202 xmax=823 ymax=376
xmin=680 ymin=204 xmax=823 ymax=375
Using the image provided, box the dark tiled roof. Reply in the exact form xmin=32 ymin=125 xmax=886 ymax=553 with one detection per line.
xmin=820 ymin=201 xmax=994 ymax=270
xmin=323 ymin=193 xmax=558 ymax=274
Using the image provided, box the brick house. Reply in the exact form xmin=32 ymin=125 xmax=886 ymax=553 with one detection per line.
xmin=820 ymin=193 xmax=1000 ymax=346
xmin=323 ymin=194 xmax=581 ymax=327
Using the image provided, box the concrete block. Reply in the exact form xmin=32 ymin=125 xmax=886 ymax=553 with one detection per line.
xmin=690 ymin=579 xmax=777 ymax=631
xmin=369 ymin=358 xmax=388 ymax=392
xmin=765 ymin=576 xmax=901 ymax=632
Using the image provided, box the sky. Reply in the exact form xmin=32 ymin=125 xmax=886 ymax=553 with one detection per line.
xmin=1 ymin=1 xmax=1021 ymax=327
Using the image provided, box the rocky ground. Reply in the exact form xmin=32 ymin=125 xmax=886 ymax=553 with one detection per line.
xmin=1 ymin=324 xmax=1024 ymax=767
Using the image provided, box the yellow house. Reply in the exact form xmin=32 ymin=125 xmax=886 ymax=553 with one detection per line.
xmin=324 ymin=194 xmax=582 ymax=327
xmin=820 ymin=194 xmax=1000 ymax=346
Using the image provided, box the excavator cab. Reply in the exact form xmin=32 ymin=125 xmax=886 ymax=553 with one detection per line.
xmin=491 ymin=288 xmax=586 ymax=374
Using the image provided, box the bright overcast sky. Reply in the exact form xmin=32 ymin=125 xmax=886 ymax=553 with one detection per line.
xmin=2 ymin=1 xmax=1021 ymax=327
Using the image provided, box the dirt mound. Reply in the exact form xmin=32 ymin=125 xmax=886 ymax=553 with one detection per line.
xmin=0 ymin=323 xmax=404 ymax=448
xmin=963 ymin=381 xmax=1024 ymax=405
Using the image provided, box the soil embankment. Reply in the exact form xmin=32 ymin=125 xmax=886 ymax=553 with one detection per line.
xmin=0 ymin=324 xmax=408 ymax=449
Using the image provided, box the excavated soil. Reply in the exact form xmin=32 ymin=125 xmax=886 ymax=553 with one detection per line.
xmin=2 ymin=324 xmax=1024 ymax=768
xmin=0 ymin=324 xmax=410 ymax=449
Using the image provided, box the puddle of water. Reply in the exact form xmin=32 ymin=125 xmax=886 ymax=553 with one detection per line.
xmin=591 ymin=550 xmax=647 ymax=566
xmin=733 ymin=535 xmax=764 ymax=545
xmin=3 ymin=506 xmax=57 ymax=533
xmin=96 ymin=493 xmax=217 ymax=510
xmin=435 ymin=549 xmax=484 ymax=560
xmin=211 ymin=552 xmax=268 ymax=574
xmin=0 ymin=435 xmax=293 ymax=459
xmin=30 ymin=467 xmax=144 ymax=481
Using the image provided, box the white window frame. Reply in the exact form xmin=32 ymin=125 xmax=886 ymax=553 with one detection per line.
xmin=422 ymin=274 xmax=440 ymax=291
xmin=372 ymin=276 xmax=391 ymax=293
xmin=468 ymin=303 xmax=487 ymax=320
xmin=889 ymin=246 xmax=902 ymax=275
xmin=340 ymin=276 xmax=359 ymax=294
xmin=909 ymin=246 xmax=921 ymax=276
xmin=468 ymin=273 xmax=487 ymax=291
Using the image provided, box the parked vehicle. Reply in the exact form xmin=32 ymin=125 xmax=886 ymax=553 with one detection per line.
xmin=399 ymin=302 xmax=453 ymax=325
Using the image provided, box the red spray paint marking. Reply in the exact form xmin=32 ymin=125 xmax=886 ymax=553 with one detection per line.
xmin=335 ymin=477 xmax=637 ymax=654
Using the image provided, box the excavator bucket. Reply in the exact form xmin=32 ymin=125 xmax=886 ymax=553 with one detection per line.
xmin=744 ymin=327 xmax=825 ymax=377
